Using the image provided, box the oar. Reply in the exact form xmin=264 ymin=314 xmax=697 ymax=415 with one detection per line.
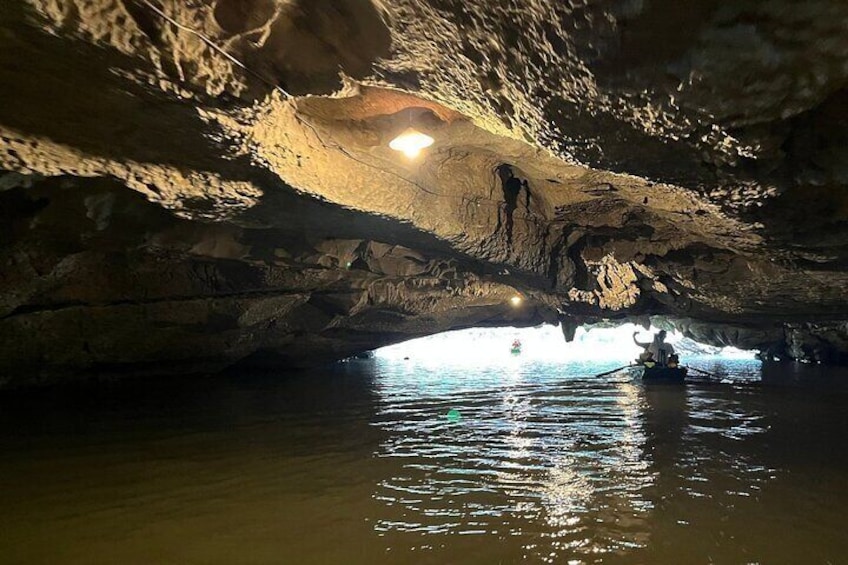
xmin=594 ymin=364 xmax=632 ymax=378
xmin=686 ymin=366 xmax=719 ymax=379
xmin=684 ymin=366 xmax=764 ymax=387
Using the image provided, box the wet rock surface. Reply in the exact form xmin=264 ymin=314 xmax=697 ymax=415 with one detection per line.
xmin=2 ymin=0 xmax=847 ymax=384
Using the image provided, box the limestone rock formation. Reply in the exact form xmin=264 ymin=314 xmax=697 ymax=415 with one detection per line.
xmin=2 ymin=0 xmax=848 ymax=385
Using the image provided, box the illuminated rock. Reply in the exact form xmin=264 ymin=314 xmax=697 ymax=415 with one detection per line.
xmin=1 ymin=0 xmax=848 ymax=384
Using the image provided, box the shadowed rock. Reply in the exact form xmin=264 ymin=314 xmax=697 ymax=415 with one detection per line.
xmin=1 ymin=0 xmax=848 ymax=385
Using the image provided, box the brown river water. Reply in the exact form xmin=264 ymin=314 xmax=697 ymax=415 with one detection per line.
xmin=1 ymin=358 xmax=847 ymax=564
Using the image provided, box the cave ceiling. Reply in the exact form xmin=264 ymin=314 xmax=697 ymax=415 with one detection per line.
xmin=2 ymin=0 xmax=848 ymax=383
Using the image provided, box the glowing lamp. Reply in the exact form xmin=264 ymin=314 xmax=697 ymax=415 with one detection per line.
xmin=389 ymin=127 xmax=434 ymax=158
xmin=510 ymin=295 xmax=523 ymax=306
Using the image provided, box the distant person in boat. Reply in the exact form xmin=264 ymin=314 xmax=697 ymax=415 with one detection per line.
xmin=667 ymin=354 xmax=680 ymax=369
xmin=633 ymin=330 xmax=675 ymax=365
xmin=639 ymin=351 xmax=656 ymax=368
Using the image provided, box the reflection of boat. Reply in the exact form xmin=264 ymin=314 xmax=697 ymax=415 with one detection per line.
xmin=628 ymin=365 xmax=687 ymax=383
xmin=510 ymin=339 xmax=522 ymax=355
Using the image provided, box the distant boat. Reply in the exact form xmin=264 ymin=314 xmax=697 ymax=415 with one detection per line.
xmin=510 ymin=339 xmax=521 ymax=355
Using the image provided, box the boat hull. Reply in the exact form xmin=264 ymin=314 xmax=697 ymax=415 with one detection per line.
xmin=628 ymin=365 xmax=687 ymax=383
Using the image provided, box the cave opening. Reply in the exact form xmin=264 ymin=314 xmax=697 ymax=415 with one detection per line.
xmin=374 ymin=323 xmax=756 ymax=366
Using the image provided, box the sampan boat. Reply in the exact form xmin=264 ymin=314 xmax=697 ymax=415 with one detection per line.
xmin=627 ymin=364 xmax=688 ymax=383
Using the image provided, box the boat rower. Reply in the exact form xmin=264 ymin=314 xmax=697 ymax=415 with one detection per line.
xmin=633 ymin=330 xmax=675 ymax=366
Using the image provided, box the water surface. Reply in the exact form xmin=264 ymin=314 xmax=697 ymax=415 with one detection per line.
xmin=1 ymin=358 xmax=847 ymax=564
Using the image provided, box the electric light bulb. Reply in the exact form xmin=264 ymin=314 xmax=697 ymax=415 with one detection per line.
xmin=389 ymin=127 xmax=434 ymax=159
xmin=511 ymin=295 xmax=523 ymax=306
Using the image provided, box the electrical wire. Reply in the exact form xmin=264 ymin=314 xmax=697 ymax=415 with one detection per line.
xmin=133 ymin=0 xmax=524 ymax=210
xmin=134 ymin=0 xmax=292 ymax=98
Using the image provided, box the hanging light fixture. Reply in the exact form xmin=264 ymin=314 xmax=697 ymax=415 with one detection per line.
xmin=389 ymin=126 xmax=434 ymax=159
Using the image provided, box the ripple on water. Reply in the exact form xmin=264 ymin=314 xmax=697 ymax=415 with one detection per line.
xmin=371 ymin=359 xmax=659 ymax=561
xmin=3 ymin=356 xmax=847 ymax=564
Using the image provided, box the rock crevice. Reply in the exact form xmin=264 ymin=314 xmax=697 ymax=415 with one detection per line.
xmin=2 ymin=0 xmax=848 ymax=385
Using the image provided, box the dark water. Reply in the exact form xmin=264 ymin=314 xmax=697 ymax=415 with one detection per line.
xmin=1 ymin=358 xmax=848 ymax=564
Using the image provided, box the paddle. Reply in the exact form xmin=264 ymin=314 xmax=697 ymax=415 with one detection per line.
xmin=683 ymin=365 xmax=765 ymax=388
xmin=686 ymin=366 xmax=719 ymax=379
xmin=594 ymin=364 xmax=632 ymax=378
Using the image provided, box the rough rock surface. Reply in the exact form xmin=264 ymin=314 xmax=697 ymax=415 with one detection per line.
xmin=2 ymin=0 xmax=848 ymax=385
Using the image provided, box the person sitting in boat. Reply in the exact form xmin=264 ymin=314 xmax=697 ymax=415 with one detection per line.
xmin=633 ymin=330 xmax=675 ymax=366
xmin=667 ymin=353 xmax=680 ymax=368
xmin=638 ymin=351 xmax=656 ymax=368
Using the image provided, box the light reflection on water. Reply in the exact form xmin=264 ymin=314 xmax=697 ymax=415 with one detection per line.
xmin=0 ymin=358 xmax=847 ymax=564
xmin=371 ymin=359 xmax=657 ymax=562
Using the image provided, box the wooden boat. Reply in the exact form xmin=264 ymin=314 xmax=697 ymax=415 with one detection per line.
xmin=628 ymin=364 xmax=688 ymax=383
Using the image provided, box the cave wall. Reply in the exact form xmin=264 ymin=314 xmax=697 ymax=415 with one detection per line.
xmin=1 ymin=177 xmax=558 ymax=386
xmin=2 ymin=0 xmax=848 ymax=385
